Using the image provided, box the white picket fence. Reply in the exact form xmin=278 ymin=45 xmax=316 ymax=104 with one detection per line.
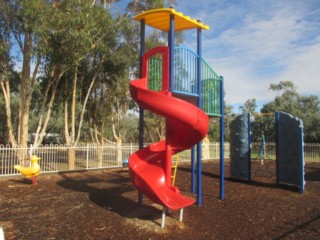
xmin=0 ymin=143 xmax=319 ymax=176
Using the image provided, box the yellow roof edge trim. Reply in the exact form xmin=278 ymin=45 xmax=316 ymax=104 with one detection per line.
xmin=134 ymin=8 xmax=210 ymax=32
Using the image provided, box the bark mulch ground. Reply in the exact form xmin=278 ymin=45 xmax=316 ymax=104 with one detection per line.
xmin=1 ymin=161 xmax=320 ymax=240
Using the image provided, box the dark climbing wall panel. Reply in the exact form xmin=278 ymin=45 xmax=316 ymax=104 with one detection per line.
xmin=276 ymin=112 xmax=305 ymax=193
xmin=230 ymin=113 xmax=250 ymax=180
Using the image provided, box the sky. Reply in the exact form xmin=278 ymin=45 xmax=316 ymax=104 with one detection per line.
xmin=116 ymin=0 xmax=320 ymax=112
xmin=174 ymin=0 xmax=320 ymax=112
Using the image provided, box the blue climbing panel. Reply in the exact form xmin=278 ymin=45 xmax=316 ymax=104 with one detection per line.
xmin=276 ymin=112 xmax=305 ymax=193
xmin=230 ymin=113 xmax=250 ymax=180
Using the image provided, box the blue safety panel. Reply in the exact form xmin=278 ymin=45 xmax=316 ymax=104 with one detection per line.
xmin=230 ymin=113 xmax=250 ymax=180
xmin=276 ymin=112 xmax=305 ymax=193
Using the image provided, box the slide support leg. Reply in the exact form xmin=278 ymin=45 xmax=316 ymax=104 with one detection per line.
xmin=161 ymin=207 xmax=166 ymax=228
xmin=179 ymin=208 xmax=184 ymax=222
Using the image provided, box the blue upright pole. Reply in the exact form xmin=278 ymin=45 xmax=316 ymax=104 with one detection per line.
xmin=169 ymin=14 xmax=175 ymax=91
xmin=196 ymin=25 xmax=203 ymax=205
xmin=219 ymin=76 xmax=225 ymax=200
xmin=248 ymin=112 xmax=251 ymax=181
xmin=299 ymin=124 xmax=305 ymax=193
xmin=275 ymin=112 xmax=279 ymax=185
xmin=191 ymin=146 xmax=196 ymax=193
xmin=138 ymin=20 xmax=145 ymax=206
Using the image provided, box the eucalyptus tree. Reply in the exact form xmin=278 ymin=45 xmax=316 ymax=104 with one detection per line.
xmin=0 ymin=0 xmax=55 ymax=147
xmin=50 ymin=1 xmax=118 ymax=149
xmin=242 ymin=98 xmax=257 ymax=114
xmin=84 ymin=9 xmax=139 ymax=146
xmin=0 ymin=0 xmax=123 ymax=168
xmin=261 ymin=81 xmax=320 ymax=142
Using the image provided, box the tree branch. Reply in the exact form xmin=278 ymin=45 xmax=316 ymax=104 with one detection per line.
xmin=75 ymin=56 xmax=106 ymax=145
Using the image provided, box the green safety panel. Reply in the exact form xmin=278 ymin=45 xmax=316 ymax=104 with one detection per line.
xmin=147 ymin=47 xmax=221 ymax=117
xmin=148 ymin=55 xmax=163 ymax=91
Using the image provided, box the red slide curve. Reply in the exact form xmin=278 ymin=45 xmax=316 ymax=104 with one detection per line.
xmin=129 ymin=46 xmax=209 ymax=210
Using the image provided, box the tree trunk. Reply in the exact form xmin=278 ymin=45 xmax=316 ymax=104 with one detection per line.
xmin=0 ymin=76 xmax=16 ymax=145
xmin=64 ymin=98 xmax=70 ymax=144
xmin=71 ymin=67 xmax=77 ymax=145
xmin=97 ymin=145 xmax=103 ymax=168
xmin=112 ymin=119 xmax=122 ymax=166
xmin=74 ymin=57 xmax=104 ymax=145
xmin=64 ymin=69 xmax=77 ymax=170
xmin=17 ymin=33 xmax=33 ymax=164
xmin=68 ymin=148 xmax=76 ymax=170
xmin=19 ymin=55 xmax=30 ymax=145
xmin=65 ymin=59 xmax=104 ymax=169
xmin=33 ymin=66 xmax=64 ymax=149
xmin=116 ymin=137 xmax=122 ymax=166
xmin=97 ymin=121 xmax=104 ymax=168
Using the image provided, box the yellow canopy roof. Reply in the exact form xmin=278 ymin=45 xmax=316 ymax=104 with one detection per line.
xmin=134 ymin=8 xmax=210 ymax=32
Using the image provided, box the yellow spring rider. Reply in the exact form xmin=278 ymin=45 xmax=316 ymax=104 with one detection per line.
xmin=14 ymin=155 xmax=41 ymax=185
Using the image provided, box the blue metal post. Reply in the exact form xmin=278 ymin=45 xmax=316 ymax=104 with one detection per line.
xmin=169 ymin=14 xmax=175 ymax=91
xmin=191 ymin=146 xmax=196 ymax=193
xmin=219 ymin=76 xmax=225 ymax=200
xmin=299 ymin=122 xmax=305 ymax=193
xmin=196 ymin=144 xmax=202 ymax=205
xmin=248 ymin=112 xmax=251 ymax=181
xmin=138 ymin=20 xmax=145 ymax=206
xmin=275 ymin=112 xmax=279 ymax=185
xmin=196 ymin=26 xmax=203 ymax=205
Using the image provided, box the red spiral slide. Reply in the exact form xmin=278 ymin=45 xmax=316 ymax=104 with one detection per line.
xmin=129 ymin=46 xmax=209 ymax=210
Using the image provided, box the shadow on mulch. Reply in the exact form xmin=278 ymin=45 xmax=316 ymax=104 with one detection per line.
xmin=305 ymin=166 xmax=320 ymax=182
xmin=178 ymin=166 xmax=221 ymax=179
xmin=273 ymin=214 xmax=320 ymax=240
xmin=227 ymin=177 xmax=302 ymax=192
xmin=178 ymin=165 xmax=302 ymax=193
xmin=9 ymin=178 xmax=33 ymax=185
xmin=56 ymin=170 xmax=163 ymax=223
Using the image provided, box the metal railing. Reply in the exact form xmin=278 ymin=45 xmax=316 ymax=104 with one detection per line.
xmin=304 ymin=143 xmax=320 ymax=163
xmin=0 ymin=142 xmax=319 ymax=177
xmin=0 ymin=144 xmax=137 ymax=176
xmin=174 ymin=47 xmax=222 ymax=117
xmin=146 ymin=46 xmax=222 ymax=117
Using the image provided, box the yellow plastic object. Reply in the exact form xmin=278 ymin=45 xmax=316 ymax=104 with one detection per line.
xmin=134 ymin=8 xmax=210 ymax=32
xmin=14 ymin=155 xmax=41 ymax=178
xmin=171 ymin=154 xmax=180 ymax=186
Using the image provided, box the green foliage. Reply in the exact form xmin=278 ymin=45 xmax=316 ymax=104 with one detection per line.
xmin=208 ymin=101 xmax=232 ymax=142
xmin=121 ymin=113 xmax=139 ymax=142
xmin=126 ymin=0 xmax=165 ymax=12
xmin=46 ymin=0 xmax=116 ymax=66
xmin=250 ymin=114 xmax=275 ymax=143
xmin=242 ymin=98 xmax=257 ymax=114
xmin=261 ymin=81 xmax=320 ymax=142
xmin=0 ymin=0 xmax=141 ymax=144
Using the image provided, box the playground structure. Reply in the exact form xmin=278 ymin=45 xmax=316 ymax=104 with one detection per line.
xmin=230 ymin=112 xmax=305 ymax=193
xmin=128 ymin=7 xmax=224 ymax=227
